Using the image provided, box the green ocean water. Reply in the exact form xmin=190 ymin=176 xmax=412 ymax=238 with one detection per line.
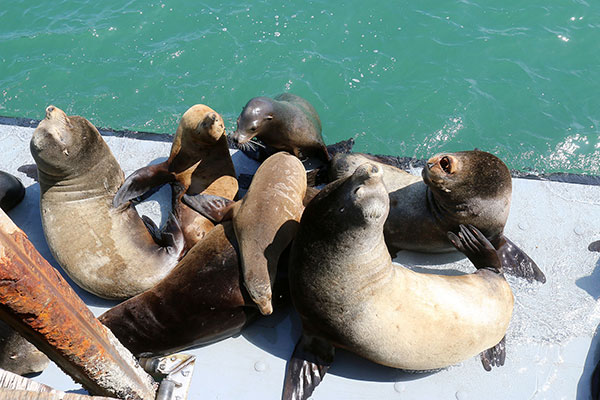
xmin=1 ymin=1 xmax=599 ymax=174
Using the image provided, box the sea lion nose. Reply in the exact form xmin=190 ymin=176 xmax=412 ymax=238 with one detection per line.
xmin=45 ymin=106 xmax=55 ymax=118
xmin=427 ymin=162 xmax=434 ymax=169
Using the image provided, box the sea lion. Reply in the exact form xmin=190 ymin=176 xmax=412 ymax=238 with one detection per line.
xmin=0 ymin=171 xmax=25 ymax=212
xmin=230 ymin=93 xmax=330 ymax=162
xmin=182 ymin=152 xmax=307 ymax=315
xmin=329 ymin=151 xmax=545 ymax=282
xmin=30 ymin=105 xmax=184 ymax=299
xmin=284 ymin=163 xmax=514 ymax=399
xmin=99 ymin=153 xmax=306 ymax=355
xmin=590 ymin=241 xmax=600 ymax=252
xmin=112 ymin=104 xmax=238 ymax=250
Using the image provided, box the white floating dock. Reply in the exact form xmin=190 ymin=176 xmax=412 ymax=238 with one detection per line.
xmin=1 ymin=119 xmax=599 ymax=399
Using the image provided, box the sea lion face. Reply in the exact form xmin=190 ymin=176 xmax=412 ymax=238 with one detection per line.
xmin=422 ymin=150 xmax=511 ymax=201
xmin=31 ymin=105 xmax=102 ymax=177
xmin=180 ymin=104 xmax=225 ymax=145
xmin=309 ymin=163 xmax=389 ymax=232
xmin=231 ymin=97 xmax=274 ymax=145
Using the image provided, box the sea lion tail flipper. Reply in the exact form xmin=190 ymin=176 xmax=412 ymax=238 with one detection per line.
xmin=480 ymin=336 xmax=506 ymax=371
xmin=282 ymin=334 xmax=334 ymax=400
xmin=182 ymin=193 xmax=235 ymax=223
xmin=112 ymin=162 xmax=174 ymax=208
xmin=141 ymin=215 xmax=161 ymax=242
xmin=495 ymin=234 xmax=546 ymax=283
xmin=589 ymin=240 xmax=600 ymax=252
xmin=447 ymin=224 xmax=501 ymax=271
xmin=156 ymin=212 xmax=185 ymax=258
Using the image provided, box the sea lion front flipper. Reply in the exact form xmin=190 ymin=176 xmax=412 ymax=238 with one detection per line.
xmin=494 ymin=234 xmax=546 ymax=283
xmin=448 ymin=224 xmax=501 ymax=271
xmin=589 ymin=240 xmax=600 ymax=252
xmin=182 ymin=193 xmax=235 ymax=223
xmin=282 ymin=334 xmax=335 ymax=400
xmin=113 ymin=162 xmax=175 ymax=208
xmin=480 ymin=336 xmax=506 ymax=371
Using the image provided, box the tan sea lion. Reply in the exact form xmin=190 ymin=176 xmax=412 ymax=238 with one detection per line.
xmin=112 ymin=104 xmax=238 ymax=250
xmin=230 ymin=93 xmax=330 ymax=162
xmin=183 ymin=152 xmax=307 ymax=315
xmin=30 ymin=105 xmax=184 ymax=299
xmin=284 ymin=163 xmax=514 ymax=400
xmin=329 ymin=151 xmax=545 ymax=282
xmin=99 ymin=152 xmax=307 ymax=355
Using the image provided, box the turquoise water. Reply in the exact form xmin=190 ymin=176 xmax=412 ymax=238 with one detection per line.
xmin=1 ymin=1 xmax=599 ymax=174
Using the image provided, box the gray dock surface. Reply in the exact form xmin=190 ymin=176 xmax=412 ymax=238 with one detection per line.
xmin=1 ymin=120 xmax=599 ymax=399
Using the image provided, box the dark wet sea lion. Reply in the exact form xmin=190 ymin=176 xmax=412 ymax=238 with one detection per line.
xmin=98 ymin=221 xmax=254 ymax=357
xmin=183 ymin=152 xmax=307 ymax=315
xmin=330 ymin=151 xmax=545 ymax=283
xmin=99 ymin=152 xmax=306 ymax=355
xmin=30 ymin=105 xmax=184 ymax=299
xmin=284 ymin=164 xmax=514 ymax=399
xmin=230 ymin=93 xmax=330 ymax=161
xmin=0 ymin=171 xmax=25 ymax=212
xmin=0 ymin=320 xmax=49 ymax=375
xmin=113 ymin=104 xmax=238 ymax=250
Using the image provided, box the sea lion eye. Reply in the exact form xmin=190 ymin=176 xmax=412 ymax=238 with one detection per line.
xmin=440 ymin=156 xmax=452 ymax=174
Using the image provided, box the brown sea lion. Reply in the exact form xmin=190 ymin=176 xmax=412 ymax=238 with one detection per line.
xmin=30 ymin=105 xmax=184 ymax=299
xmin=112 ymin=104 xmax=238 ymax=250
xmin=230 ymin=93 xmax=330 ymax=162
xmin=183 ymin=152 xmax=307 ymax=315
xmin=99 ymin=152 xmax=307 ymax=356
xmin=283 ymin=163 xmax=514 ymax=400
xmin=329 ymin=151 xmax=545 ymax=282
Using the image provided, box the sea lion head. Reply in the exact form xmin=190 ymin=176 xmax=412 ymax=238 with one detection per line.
xmin=303 ymin=163 xmax=389 ymax=237
xmin=30 ymin=105 xmax=106 ymax=179
xmin=231 ymin=97 xmax=274 ymax=145
xmin=422 ymin=150 xmax=512 ymax=203
xmin=178 ymin=104 xmax=226 ymax=146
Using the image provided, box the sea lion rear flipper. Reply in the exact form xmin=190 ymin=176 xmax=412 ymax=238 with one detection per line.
xmin=447 ymin=224 xmax=501 ymax=271
xmin=480 ymin=336 xmax=506 ymax=371
xmin=113 ymin=162 xmax=175 ymax=208
xmin=494 ymin=234 xmax=546 ymax=283
xmin=182 ymin=193 xmax=235 ymax=223
xmin=147 ymin=212 xmax=184 ymax=258
xmin=589 ymin=240 xmax=600 ymax=252
xmin=282 ymin=334 xmax=334 ymax=400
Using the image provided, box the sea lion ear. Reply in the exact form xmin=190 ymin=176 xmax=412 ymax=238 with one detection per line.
xmin=182 ymin=193 xmax=235 ymax=223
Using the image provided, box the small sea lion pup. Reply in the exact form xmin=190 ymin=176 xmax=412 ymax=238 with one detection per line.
xmin=284 ymin=163 xmax=514 ymax=400
xmin=0 ymin=171 xmax=25 ymax=212
xmin=99 ymin=152 xmax=306 ymax=355
xmin=330 ymin=151 xmax=546 ymax=283
xmin=112 ymin=104 xmax=238 ymax=249
xmin=182 ymin=152 xmax=307 ymax=315
xmin=230 ymin=93 xmax=330 ymax=162
xmin=30 ymin=105 xmax=184 ymax=299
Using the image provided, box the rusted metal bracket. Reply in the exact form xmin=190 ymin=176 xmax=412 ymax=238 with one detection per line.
xmin=139 ymin=354 xmax=196 ymax=400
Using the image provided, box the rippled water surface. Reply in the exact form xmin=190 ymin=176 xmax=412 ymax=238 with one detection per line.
xmin=1 ymin=1 xmax=599 ymax=174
